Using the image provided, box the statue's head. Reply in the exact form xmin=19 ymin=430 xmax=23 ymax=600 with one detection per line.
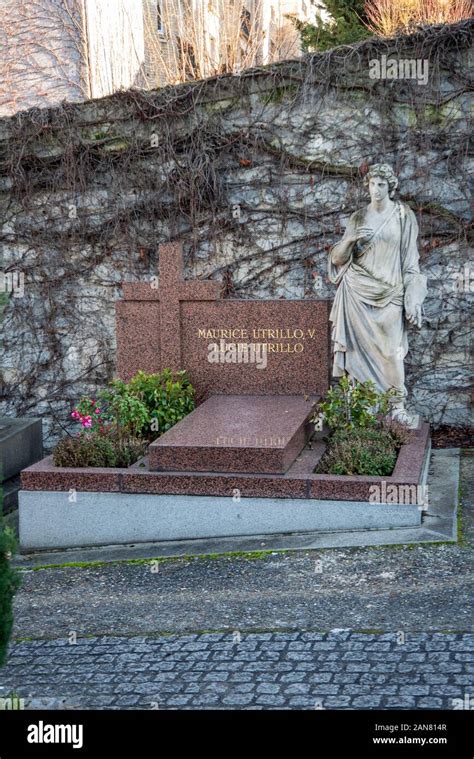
xmin=363 ymin=163 xmax=398 ymax=200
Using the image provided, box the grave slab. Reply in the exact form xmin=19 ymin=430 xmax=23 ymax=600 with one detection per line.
xmin=149 ymin=395 xmax=318 ymax=474
xmin=0 ymin=417 xmax=43 ymax=482
xmin=1 ymin=417 xmax=43 ymax=513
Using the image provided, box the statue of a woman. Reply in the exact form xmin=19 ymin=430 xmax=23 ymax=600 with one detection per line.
xmin=328 ymin=164 xmax=427 ymax=422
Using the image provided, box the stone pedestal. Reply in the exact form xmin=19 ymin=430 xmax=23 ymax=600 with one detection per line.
xmin=1 ymin=417 xmax=43 ymax=513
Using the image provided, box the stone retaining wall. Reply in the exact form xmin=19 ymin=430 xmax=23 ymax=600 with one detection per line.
xmin=0 ymin=21 xmax=472 ymax=448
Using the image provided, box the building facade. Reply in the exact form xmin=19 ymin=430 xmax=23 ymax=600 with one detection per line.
xmin=0 ymin=0 xmax=326 ymax=115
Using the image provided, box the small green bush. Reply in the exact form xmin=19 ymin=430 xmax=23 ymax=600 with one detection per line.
xmin=292 ymin=0 xmax=370 ymax=52
xmin=53 ymin=369 xmax=196 ymax=468
xmin=316 ymin=376 xmax=394 ymax=432
xmin=71 ymin=369 xmax=195 ymax=441
xmin=315 ymin=427 xmax=403 ymax=476
xmin=126 ymin=369 xmax=195 ymax=438
xmin=53 ymin=432 xmax=146 ymax=468
xmin=314 ymin=377 xmax=410 ymax=476
xmin=0 ymin=522 xmax=21 ymax=668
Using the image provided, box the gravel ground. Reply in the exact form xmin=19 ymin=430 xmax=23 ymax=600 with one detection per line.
xmin=0 ymin=453 xmax=471 ymax=710
xmin=6 ymin=543 xmax=474 ymax=638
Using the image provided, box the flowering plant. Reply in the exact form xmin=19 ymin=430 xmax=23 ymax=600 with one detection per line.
xmin=63 ymin=392 xmax=148 ymax=468
xmin=71 ymin=398 xmax=106 ymax=433
xmin=71 ymin=386 xmax=149 ymax=442
xmin=59 ymin=371 xmax=195 ymax=468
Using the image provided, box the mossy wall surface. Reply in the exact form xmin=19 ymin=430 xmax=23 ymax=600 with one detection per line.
xmin=0 ymin=21 xmax=472 ymax=447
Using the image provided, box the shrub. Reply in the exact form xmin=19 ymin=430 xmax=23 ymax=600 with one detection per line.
xmin=292 ymin=0 xmax=370 ymax=52
xmin=53 ymin=432 xmax=146 ymax=468
xmin=313 ymin=377 xmax=410 ymax=475
xmin=126 ymin=369 xmax=195 ymax=438
xmin=71 ymin=369 xmax=195 ymax=442
xmin=316 ymin=427 xmax=402 ymax=476
xmin=73 ymin=390 xmax=148 ymax=441
xmin=0 ymin=522 xmax=21 ymax=668
xmin=316 ymin=376 xmax=394 ymax=432
xmin=53 ymin=369 xmax=196 ymax=468
xmin=365 ymin=0 xmax=472 ymax=37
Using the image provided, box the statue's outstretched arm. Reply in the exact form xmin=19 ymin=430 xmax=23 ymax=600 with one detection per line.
xmin=401 ymin=206 xmax=427 ymax=329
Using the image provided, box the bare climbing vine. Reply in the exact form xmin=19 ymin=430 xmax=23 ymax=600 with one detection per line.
xmin=0 ymin=20 xmax=472 ymax=447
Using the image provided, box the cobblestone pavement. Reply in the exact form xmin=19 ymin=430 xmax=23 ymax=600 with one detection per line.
xmin=0 ymin=631 xmax=473 ymax=710
xmin=1 ymin=455 xmax=472 ymax=710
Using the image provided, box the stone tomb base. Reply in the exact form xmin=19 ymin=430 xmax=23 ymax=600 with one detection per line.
xmin=19 ymin=394 xmax=431 ymax=551
xmin=149 ymin=395 xmax=318 ymax=474
xmin=19 ymin=491 xmax=423 ymax=550
xmin=1 ymin=417 xmax=43 ymax=513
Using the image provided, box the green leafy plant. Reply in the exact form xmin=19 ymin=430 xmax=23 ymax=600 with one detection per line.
xmin=315 ymin=376 xmax=394 ymax=432
xmin=313 ymin=377 xmax=409 ymax=476
xmin=72 ymin=370 xmax=194 ymax=440
xmin=53 ymin=369 xmax=195 ymax=468
xmin=315 ymin=426 xmax=403 ymax=476
xmin=99 ymin=380 xmax=150 ymax=441
xmin=126 ymin=369 xmax=195 ymax=439
xmin=291 ymin=0 xmax=370 ymax=53
xmin=0 ymin=521 xmax=21 ymax=668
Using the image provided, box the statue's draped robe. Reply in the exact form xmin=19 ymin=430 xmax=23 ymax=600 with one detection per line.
xmin=328 ymin=201 xmax=426 ymax=398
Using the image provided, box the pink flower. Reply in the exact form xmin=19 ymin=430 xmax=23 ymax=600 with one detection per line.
xmin=82 ymin=416 xmax=93 ymax=428
xmin=71 ymin=410 xmax=80 ymax=420
xmin=94 ymin=408 xmax=101 ymax=414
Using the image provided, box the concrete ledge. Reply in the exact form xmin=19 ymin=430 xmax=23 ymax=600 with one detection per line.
xmin=20 ymin=424 xmax=431 ymax=502
xmin=18 ymin=490 xmax=421 ymax=551
xmin=14 ymin=450 xmax=459 ymax=561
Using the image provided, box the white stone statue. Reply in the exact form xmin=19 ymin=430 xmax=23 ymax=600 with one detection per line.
xmin=328 ymin=163 xmax=427 ymax=423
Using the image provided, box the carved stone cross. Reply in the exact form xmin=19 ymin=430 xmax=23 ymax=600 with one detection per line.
xmin=117 ymin=239 xmax=330 ymax=397
xmin=121 ymin=241 xmax=221 ymax=371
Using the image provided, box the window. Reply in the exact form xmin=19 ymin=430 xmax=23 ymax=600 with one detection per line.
xmin=241 ymin=7 xmax=251 ymax=39
xmin=209 ymin=35 xmax=217 ymax=63
xmin=157 ymin=1 xmax=164 ymax=34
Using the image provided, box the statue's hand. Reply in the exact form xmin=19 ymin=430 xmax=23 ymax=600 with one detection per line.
xmin=405 ymin=303 xmax=422 ymax=328
xmin=404 ymin=274 xmax=427 ymax=328
xmin=348 ymin=226 xmax=374 ymax=245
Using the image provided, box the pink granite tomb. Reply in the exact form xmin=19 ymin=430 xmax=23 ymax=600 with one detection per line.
xmin=116 ymin=241 xmax=330 ymax=399
xmin=115 ymin=241 xmax=331 ymax=475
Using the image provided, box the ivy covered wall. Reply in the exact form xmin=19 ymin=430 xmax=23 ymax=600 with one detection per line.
xmin=0 ymin=21 xmax=472 ymax=448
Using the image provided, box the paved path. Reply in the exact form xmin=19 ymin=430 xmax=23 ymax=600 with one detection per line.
xmin=0 ymin=454 xmax=472 ymax=709
xmin=7 ymin=539 xmax=473 ymax=638
xmin=1 ymin=631 xmax=473 ymax=710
